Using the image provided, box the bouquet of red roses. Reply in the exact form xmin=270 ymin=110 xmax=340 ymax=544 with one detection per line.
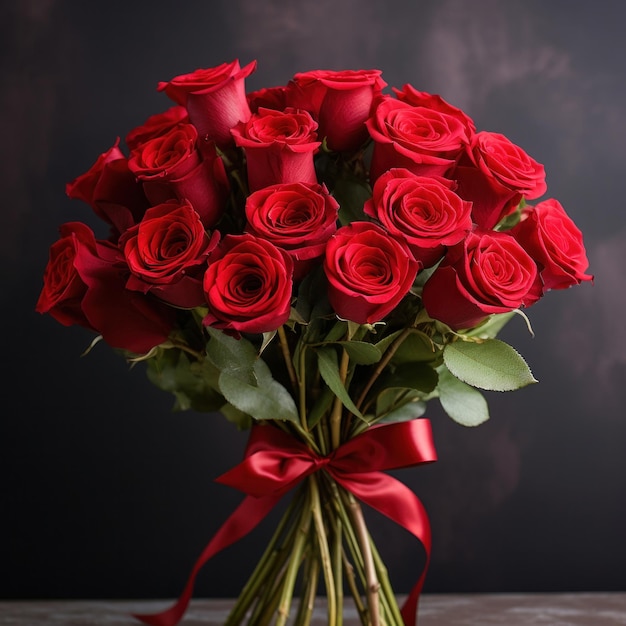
xmin=37 ymin=60 xmax=592 ymax=626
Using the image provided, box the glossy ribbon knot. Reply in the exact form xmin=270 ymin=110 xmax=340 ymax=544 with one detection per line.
xmin=134 ymin=419 xmax=437 ymax=626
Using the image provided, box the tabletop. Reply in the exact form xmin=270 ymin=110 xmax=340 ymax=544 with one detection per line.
xmin=1 ymin=593 xmax=625 ymax=625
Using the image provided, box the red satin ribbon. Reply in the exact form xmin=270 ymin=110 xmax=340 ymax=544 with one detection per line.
xmin=133 ymin=419 xmax=437 ymax=626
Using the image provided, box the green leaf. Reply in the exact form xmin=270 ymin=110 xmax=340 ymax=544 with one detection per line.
xmin=443 ymin=338 xmax=537 ymax=392
xmin=146 ymin=349 xmax=224 ymax=412
xmin=375 ymin=387 xmax=426 ymax=423
xmin=307 ymin=386 xmax=334 ymax=429
xmin=205 ymin=326 xmax=257 ymax=385
xmin=336 ymin=341 xmax=382 ymax=365
xmin=376 ymin=362 xmax=439 ymax=394
xmin=218 ymin=359 xmax=299 ymax=423
xmin=316 ymin=346 xmax=364 ymax=420
xmin=437 ymin=366 xmax=490 ymax=426
xmin=220 ymin=403 xmax=253 ymax=430
xmin=392 ymin=330 xmax=441 ymax=364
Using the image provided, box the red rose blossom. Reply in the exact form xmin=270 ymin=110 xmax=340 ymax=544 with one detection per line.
xmin=36 ymin=222 xmax=174 ymax=353
xmin=244 ymin=182 xmax=339 ymax=280
xmin=120 ymin=200 xmax=220 ymax=308
xmin=128 ymin=123 xmax=229 ymax=228
xmin=393 ymin=84 xmax=476 ymax=142
xmin=231 ymin=107 xmax=321 ymax=191
xmin=288 ymin=69 xmax=387 ymax=152
xmin=158 ymin=59 xmax=256 ymax=149
xmin=202 ymin=234 xmax=294 ymax=335
xmin=364 ymin=168 xmax=472 ymax=267
xmin=422 ymin=229 xmax=540 ymax=330
xmin=324 ymin=221 xmax=420 ymax=324
xmin=247 ymin=85 xmax=289 ymax=113
xmin=453 ymin=131 xmax=547 ymax=230
xmin=366 ymin=96 xmax=468 ymax=184
xmin=66 ymin=140 xmax=149 ymax=237
xmin=125 ymin=106 xmax=190 ymax=152
xmin=512 ymin=198 xmax=593 ymax=292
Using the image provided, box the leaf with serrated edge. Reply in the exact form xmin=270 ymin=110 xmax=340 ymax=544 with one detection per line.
xmin=443 ymin=338 xmax=537 ymax=392
xmin=438 ymin=366 xmax=490 ymax=426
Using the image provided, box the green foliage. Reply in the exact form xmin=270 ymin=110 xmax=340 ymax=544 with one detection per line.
xmin=443 ymin=338 xmax=537 ymax=392
xmin=437 ymin=366 xmax=490 ymax=426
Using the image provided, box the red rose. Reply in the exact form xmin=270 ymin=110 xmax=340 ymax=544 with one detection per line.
xmin=247 ymin=85 xmax=289 ymax=113
xmin=36 ymin=222 xmax=175 ymax=353
xmin=125 ymin=106 xmax=189 ymax=152
xmin=128 ymin=123 xmax=229 ymax=228
xmin=36 ymin=222 xmax=95 ymax=329
xmin=393 ymin=84 xmax=475 ymax=142
xmin=422 ymin=230 xmax=540 ymax=330
xmin=366 ymin=96 xmax=468 ymax=183
xmin=120 ymin=200 xmax=220 ymax=308
xmin=323 ymin=221 xmax=420 ymax=324
xmin=157 ymin=59 xmax=256 ymax=149
xmin=231 ymin=107 xmax=321 ymax=191
xmin=363 ymin=168 xmax=472 ymax=267
xmin=244 ymin=182 xmax=339 ymax=280
xmin=512 ymin=199 xmax=593 ymax=292
xmin=202 ymin=234 xmax=294 ymax=335
xmin=288 ymin=69 xmax=387 ymax=152
xmin=66 ymin=140 xmax=149 ymax=237
xmin=453 ymin=131 xmax=547 ymax=229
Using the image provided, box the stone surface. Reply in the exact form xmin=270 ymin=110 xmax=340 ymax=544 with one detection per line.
xmin=0 ymin=594 xmax=625 ymax=625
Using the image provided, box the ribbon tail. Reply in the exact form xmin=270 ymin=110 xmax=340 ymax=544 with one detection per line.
xmin=132 ymin=494 xmax=279 ymax=626
xmin=336 ymin=473 xmax=431 ymax=626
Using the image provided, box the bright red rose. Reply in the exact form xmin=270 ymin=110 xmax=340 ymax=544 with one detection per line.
xmin=36 ymin=222 xmax=95 ymax=329
xmin=120 ymin=200 xmax=220 ymax=308
xmin=247 ymin=85 xmax=289 ymax=113
xmin=287 ymin=69 xmax=387 ymax=152
xmin=66 ymin=140 xmax=149 ymax=237
xmin=453 ymin=131 xmax=547 ymax=230
xmin=157 ymin=59 xmax=256 ymax=149
xmin=511 ymin=198 xmax=593 ymax=292
xmin=125 ymin=106 xmax=190 ymax=152
xmin=231 ymin=107 xmax=321 ymax=191
xmin=36 ymin=222 xmax=175 ymax=353
xmin=422 ymin=229 xmax=540 ymax=330
xmin=202 ymin=234 xmax=294 ymax=335
xmin=244 ymin=182 xmax=339 ymax=280
xmin=364 ymin=168 xmax=472 ymax=267
xmin=324 ymin=222 xmax=420 ymax=324
xmin=128 ymin=123 xmax=229 ymax=228
xmin=393 ymin=84 xmax=476 ymax=142
xmin=366 ymin=96 xmax=468 ymax=183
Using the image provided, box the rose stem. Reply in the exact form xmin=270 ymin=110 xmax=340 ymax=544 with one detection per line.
xmin=293 ymin=552 xmax=320 ymax=626
xmin=277 ymin=325 xmax=299 ymax=396
xmin=346 ymin=492 xmax=381 ymax=626
xmin=370 ymin=536 xmax=405 ymax=625
xmin=332 ymin=511 xmax=344 ymax=626
xmin=330 ymin=348 xmax=351 ymax=449
xmin=309 ymin=474 xmax=337 ymax=626
xmin=224 ymin=493 xmax=302 ymax=625
xmin=354 ymin=328 xmax=413 ymax=413
xmin=274 ymin=490 xmax=314 ymax=626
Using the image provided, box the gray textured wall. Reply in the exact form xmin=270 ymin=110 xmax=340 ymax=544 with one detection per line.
xmin=2 ymin=0 xmax=624 ymax=599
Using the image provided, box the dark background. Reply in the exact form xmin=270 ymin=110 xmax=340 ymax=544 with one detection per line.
xmin=2 ymin=0 xmax=625 ymax=601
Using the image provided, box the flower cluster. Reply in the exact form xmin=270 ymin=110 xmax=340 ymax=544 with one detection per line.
xmin=37 ymin=59 xmax=591 ymax=359
xmin=36 ymin=59 xmax=593 ymax=626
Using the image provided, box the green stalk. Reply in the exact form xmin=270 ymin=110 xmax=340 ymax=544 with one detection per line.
xmin=309 ymin=475 xmax=337 ymax=626
xmin=224 ymin=493 xmax=303 ymax=625
xmin=274 ymin=490 xmax=314 ymax=626
xmin=293 ymin=552 xmax=320 ymax=626
xmin=330 ymin=348 xmax=351 ymax=449
xmin=332 ymin=513 xmax=344 ymax=626
xmin=370 ymin=536 xmax=404 ymax=625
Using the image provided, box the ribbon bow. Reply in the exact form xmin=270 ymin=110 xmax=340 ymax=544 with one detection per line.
xmin=134 ymin=418 xmax=437 ymax=626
